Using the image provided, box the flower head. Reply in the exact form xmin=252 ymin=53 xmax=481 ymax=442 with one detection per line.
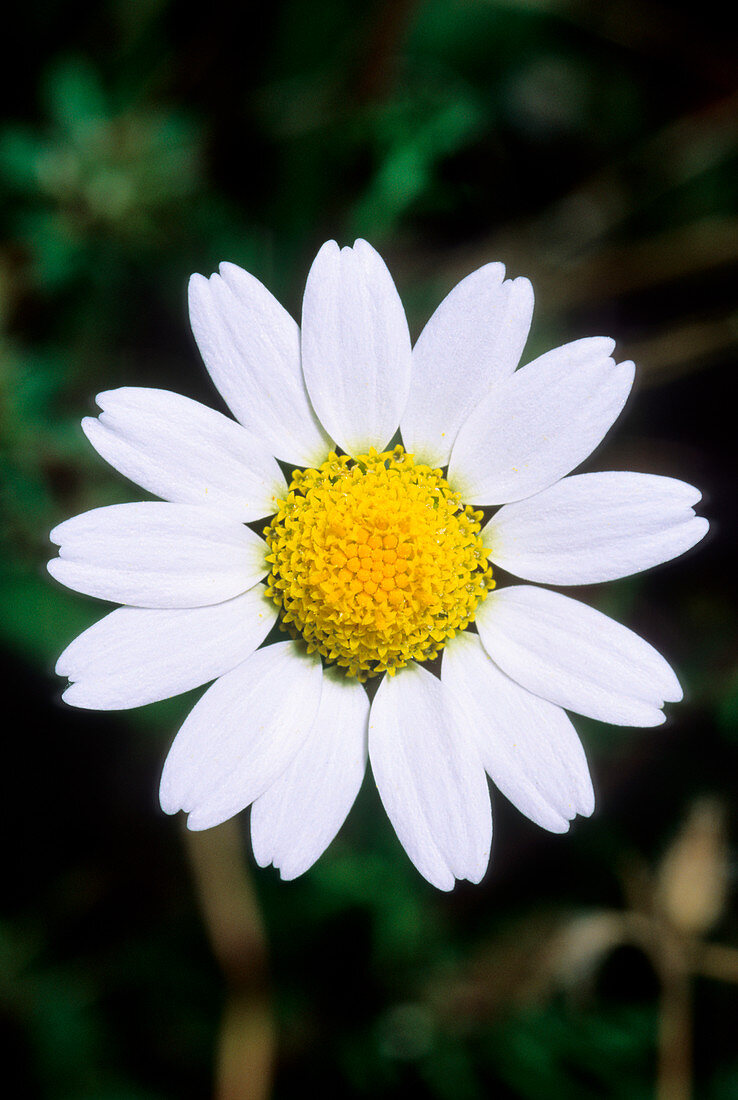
xmin=49 ymin=240 xmax=708 ymax=890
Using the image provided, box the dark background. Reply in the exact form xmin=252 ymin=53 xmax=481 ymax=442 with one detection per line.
xmin=1 ymin=1 xmax=737 ymax=1096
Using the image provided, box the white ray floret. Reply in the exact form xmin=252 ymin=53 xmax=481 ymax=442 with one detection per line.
xmin=485 ymin=471 xmax=707 ymax=585
xmin=301 ymin=239 xmax=413 ymax=455
xmin=251 ymin=669 xmax=369 ymax=881
xmin=49 ymin=501 xmax=268 ymax=607
xmin=474 ymin=586 xmax=682 ymax=727
xmin=369 ymin=662 xmax=493 ymax=891
xmin=189 ymin=262 xmax=331 ymax=466
xmin=442 ymin=631 xmax=594 ymax=834
xmin=401 ymin=263 xmax=534 ymax=467
xmin=160 ymin=641 xmax=323 ymax=832
xmin=448 ymin=338 xmax=634 ymax=504
xmin=57 ymin=586 xmax=278 ymax=711
xmin=83 ymin=387 xmax=286 ymax=521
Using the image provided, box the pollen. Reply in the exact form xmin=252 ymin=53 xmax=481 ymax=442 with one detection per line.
xmin=263 ymin=446 xmax=494 ymax=681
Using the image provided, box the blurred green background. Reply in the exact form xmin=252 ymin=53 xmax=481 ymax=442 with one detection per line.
xmin=1 ymin=1 xmax=737 ymax=1097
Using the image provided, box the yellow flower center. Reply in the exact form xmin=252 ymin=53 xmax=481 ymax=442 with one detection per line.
xmin=264 ymin=446 xmax=494 ymax=680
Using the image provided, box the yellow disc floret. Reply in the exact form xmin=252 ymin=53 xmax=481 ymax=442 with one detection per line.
xmin=264 ymin=446 xmax=494 ymax=680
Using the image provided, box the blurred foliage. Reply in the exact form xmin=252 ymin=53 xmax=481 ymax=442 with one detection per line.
xmin=1 ymin=0 xmax=737 ymax=1097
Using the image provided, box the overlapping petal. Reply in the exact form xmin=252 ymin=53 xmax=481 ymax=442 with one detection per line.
xmin=160 ymin=641 xmax=323 ymax=831
xmin=402 ymin=264 xmax=534 ymax=467
xmin=251 ymin=670 xmax=369 ymax=880
xmin=475 ymin=585 xmax=682 ymax=726
xmin=189 ymin=262 xmax=331 ymax=465
xmin=442 ymin=632 xmax=594 ymax=832
xmin=82 ymin=388 xmax=286 ymax=521
xmin=485 ymin=472 xmax=708 ymax=584
xmin=57 ymin=586 xmax=278 ymax=710
xmin=48 ymin=502 xmax=267 ymax=607
xmin=301 ymin=239 xmax=412 ymax=455
xmin=369 ymin=662 xmax=492 ymax=890
xmin=449 ymin=339 xmax=634 ymax=503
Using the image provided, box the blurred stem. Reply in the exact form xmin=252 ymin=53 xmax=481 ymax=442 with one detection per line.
xmin=183 ymin=819 xmax=275 ymax=1100
xmin=696 ymin=942 xmax=738 ymax=984
xmin=655 ymin=933 xmax=692 ymax=1100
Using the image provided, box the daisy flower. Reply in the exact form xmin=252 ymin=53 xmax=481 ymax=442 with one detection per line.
xmin=48 ymin=240 xmax=708 ymax=890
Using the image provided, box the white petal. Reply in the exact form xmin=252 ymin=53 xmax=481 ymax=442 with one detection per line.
xmin=251 ymin=670 xmax=369 ymax=880
xmin=160 ymin=642 xmax=323 ymax=831
xmin=442 ymin=632 xmax=594 ymax=832
xmin=449 ymin=338 xmax=634 ymax=504
xmin=48 ymin=502 xmax=267 ymax=607
xmin=188 ymin=263 xmax=331 ymax=466
xmin=82 ymin=388 xmax=286 ymax=521
xmin=486 ymin=472 xmax=709 ymax=584
xmin=369 ymin=662 xmax=491 ymax=891
xmin=57 ymin=586 xmax=278 ymax=710
xmin=476 ymin=586 xmax=681 ymax=727
xmin=301 ymin=239 xmax=412 ymax=455
xmin=402 ymin=265 xmax=534 ymax=467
